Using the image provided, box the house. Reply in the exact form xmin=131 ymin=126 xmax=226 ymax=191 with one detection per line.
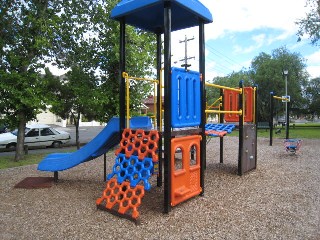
xmin=143 ymin=95 xmax=164 ymax=115
xmin=28 ymin=108 xmax=104 ymax=127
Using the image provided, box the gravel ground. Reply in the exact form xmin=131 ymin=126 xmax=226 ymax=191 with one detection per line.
xmin=1 ymin=137 xmax=319 ymax=240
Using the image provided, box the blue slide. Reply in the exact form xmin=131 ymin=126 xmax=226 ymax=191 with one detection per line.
xmin=37 ymin=116 xmax=152 ymax=172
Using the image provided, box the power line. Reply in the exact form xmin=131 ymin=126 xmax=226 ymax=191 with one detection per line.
xmin=206 ymin=43 xmax=244 ymax=68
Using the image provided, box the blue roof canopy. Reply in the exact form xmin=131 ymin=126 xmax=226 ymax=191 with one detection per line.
xmin=111 ymin=0 xmax=213 ymax=33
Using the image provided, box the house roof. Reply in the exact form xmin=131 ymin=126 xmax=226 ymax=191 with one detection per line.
xmin=111 ymin=0 xmax=213 ymax=33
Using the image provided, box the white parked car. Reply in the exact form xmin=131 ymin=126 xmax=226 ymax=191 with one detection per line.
xmin=0 ymin=124 xmax=71 ymax=150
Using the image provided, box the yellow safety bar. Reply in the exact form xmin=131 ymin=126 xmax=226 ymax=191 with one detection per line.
xmin=242 ymin=86 xmax=245 ymax=124
xmin=206 ymin=96 xmax=222 ymax=122
xmin=205 ymin=82 xmax=242 ymax=93
xmin=122 ymin=72 xmax=159 ymax=128
xmin=273 ymin=95 xmax=289 ymax=101
xmin=206 ymin=109 xmax=243 ymax=115
xmin=208 ymin=96 xmax=222 ymax=109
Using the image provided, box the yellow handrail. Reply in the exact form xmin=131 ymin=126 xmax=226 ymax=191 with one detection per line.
xmin=122 ymin=72 xmax=160 ymax=128
xmin=205 ymin=82 xmax=242 ymax=93
xmin=273 ymin=95 xmax=289 ymax=101
xmin=206 ymin=109 xmax=242 ymax=115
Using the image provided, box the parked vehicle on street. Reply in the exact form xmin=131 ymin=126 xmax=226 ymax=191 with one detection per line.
xmin=0 ymin=124 xmax=71 ymax=150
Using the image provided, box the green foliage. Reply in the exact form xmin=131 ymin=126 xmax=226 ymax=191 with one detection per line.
xmin=0 ymin=0 xmax=61 ymax=160
xmin=48 ymin=0 xmax=157 ymax=122
xmin=305 ymin=77 xmax=320 ymax=117
xmin=206 ymin=70 xmax=252 ymax=106
xmin=296 ymin=0 xmax=320 ymax=46
xmin=249 ymin=47 xmax=309 ymax=121
xmin=206 ymin=47 xmax=311 ymax=122
xmin=91 ymin=1 xmax=156 ymax=122
xmin=1 ymin=0 xmax=157 ymax=158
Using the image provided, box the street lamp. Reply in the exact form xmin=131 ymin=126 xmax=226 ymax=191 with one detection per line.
xmin=283 ymin=69 xmax=289 ymax=139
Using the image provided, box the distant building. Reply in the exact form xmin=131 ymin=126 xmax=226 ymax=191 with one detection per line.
xmin=28 ymin=107 xmax=104 ymax=127
xmin=143 ymin=95 xmax=163 ymax=115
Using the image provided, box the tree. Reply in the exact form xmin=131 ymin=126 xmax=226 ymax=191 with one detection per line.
xmin=0 ymin=0 xmax=61 ymax=161
xmin=1 ymin=0 xmax=156 ymax=160
xmin=296 ymin=0 xmax=320 ymax=46
xmin=50 ymin=0 xmax=156 ymax=122
xmin=91 ymin=1 xmax=156 ymax=122
xmin=45 ymin=67 xmax=102 ymax=149
xmin=46 ymin=0 xmax=156 ymax=147
xmin=249 ymin=46 xmax=309 ymax=121
xmin=305 ymin=77 xmax=320 ymax=118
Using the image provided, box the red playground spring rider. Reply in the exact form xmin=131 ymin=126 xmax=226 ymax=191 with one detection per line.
xmin=284 ymin=139 xmax=302 ymax=154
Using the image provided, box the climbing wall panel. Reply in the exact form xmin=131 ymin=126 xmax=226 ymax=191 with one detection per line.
xmin=240 ymin=123 xmax=257 ymax=174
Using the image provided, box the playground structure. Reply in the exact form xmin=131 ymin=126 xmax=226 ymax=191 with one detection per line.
xmin=93 ymin=0 xmax=214 ymax=221
xmin=37 ymin=0 xmax=259 ymax=223
xmin=205 ymin=82 xmax=258 ymax=175
xmin=95 ymin=0 xmax=259 ymax=222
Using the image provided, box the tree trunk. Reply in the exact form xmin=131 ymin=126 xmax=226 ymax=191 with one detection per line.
xmin=14 ymin=112 xmax=26 ymax=161
xmin=75 ymin=113 xmax=81 ymax=150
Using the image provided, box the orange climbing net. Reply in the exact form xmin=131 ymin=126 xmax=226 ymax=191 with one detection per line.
xmin=96 ymin=178 xmax=145 ymax=220
xmin=115 ymin=128 xmax=159 ymax=162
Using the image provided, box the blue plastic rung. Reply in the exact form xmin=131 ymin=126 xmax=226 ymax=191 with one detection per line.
xmin=205 ymin=123 xmax=236 ymax=134
xmin=107 ymin=154 xmax=154 ymax=191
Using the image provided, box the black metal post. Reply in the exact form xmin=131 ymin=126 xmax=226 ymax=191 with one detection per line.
xmin=199 ymin=21 xmax=206 ymax=196
xmin=54 ymin=171 xmax=58 ymax=182
xmin=119 ymin=19 xmax=126 ymax=132
xmin=254 ymin=85 xmax=258 ymax=169
xmin=269 ymin=92 xmax=274 ymax=146
xmin=238 ymin=80 xmax=244 ymax=176
xmin=104 ymin=153 xmax=107 ymax=182
xmin=219 ymin=89 xmax=224 ymax=164
xmin=156 ymin=32 xmax=162 ymax=188
xmin=163 ymin=0 xmax=172 ymax=214
xmin=286 ymin=101 xmax=290 ymax=139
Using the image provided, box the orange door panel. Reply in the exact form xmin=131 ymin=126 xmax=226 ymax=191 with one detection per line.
xmin=170 ymin=135 xmax=202 ymax=206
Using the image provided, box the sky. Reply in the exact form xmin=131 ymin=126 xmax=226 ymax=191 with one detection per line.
xmin=170 ymin=0 xmax=320 ymax=80
xmin=49 ymin=0 xmax=319 ymax=80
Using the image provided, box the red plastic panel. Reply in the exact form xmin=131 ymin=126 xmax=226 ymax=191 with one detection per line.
xmin=224 ymin=87 xmax=253 ymax=122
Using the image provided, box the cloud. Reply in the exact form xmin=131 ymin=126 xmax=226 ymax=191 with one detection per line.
xmin=306 ymin=50 xmax=320 ymax=78
xmin=200 ymin=0 xmax=308 ymax=40
xmin=306 ymin=50 xmax=320 ymax=65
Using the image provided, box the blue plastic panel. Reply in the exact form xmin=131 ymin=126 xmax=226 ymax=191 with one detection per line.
xmin=171 ymin=67 xmax=201 ymax=128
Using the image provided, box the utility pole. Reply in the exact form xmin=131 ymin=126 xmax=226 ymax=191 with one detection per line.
xmin=178 ymin=35 xmax=195 ymax=70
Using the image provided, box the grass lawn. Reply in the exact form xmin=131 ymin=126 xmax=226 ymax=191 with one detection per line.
xmin=0 ymin=153 xmax=50 ymax=169
xmin=0 ymin=148 xmax=75 ymax=170
xmin=257 ymin=122 xmax=320 ymax=139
